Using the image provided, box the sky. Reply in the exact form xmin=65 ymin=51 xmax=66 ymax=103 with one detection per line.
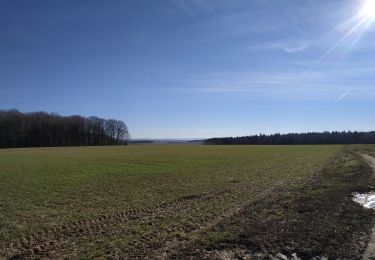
xmin=1 ymin=0 xmax=375 ymax=139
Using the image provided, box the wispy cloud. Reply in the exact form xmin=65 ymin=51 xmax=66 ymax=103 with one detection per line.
xmin=248 ymin=41 xmax=309 ymax=54
xmin=190 ymin=0 xmax=214 ymax=12
xmin=169 ymin=63 xmax=375 ymax=102
xmin=170 ymin=0 xmax=194 ymax=15
xmin=283 ymin=42 xmax=309 ymax=53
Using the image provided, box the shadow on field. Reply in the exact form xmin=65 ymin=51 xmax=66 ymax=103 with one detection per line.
xmin=172 ymin=148 xmax=375 ymax=259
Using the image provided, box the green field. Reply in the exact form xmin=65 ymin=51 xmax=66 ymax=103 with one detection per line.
xmin=1 ymin=144 xmax=375 ymax=258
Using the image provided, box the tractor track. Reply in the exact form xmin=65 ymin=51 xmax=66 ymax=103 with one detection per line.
xmin=2 ymin=176 xmax=311 ymax=259
xmin=1 ymin=188 xmax=229 ymax=259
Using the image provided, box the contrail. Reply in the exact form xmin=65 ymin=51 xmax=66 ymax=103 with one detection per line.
xmin=335 ymin=87 xmax=353 ymax=104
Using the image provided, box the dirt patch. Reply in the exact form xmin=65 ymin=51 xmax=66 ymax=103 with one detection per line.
xmin=170 ymin=150 xmax=375 ymax=259
xmin=359 ymin=153 xmax=375 ymax=260
xmin=361 ymin=153 xmax=375 ymax=168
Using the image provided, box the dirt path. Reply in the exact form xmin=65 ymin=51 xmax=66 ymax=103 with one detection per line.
xmin=362 ymin=153 xmax=375 ymax=170
xmin=361 ymin=153 xmax=375 ymax=260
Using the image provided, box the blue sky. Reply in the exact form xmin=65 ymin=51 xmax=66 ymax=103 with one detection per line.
xmin=1 ymin=0 xmax=375 ymax=138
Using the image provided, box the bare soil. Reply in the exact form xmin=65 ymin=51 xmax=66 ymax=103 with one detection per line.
xmin=170 ymin=150 xmax=375 ymax=259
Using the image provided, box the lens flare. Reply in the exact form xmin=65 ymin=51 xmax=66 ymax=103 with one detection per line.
xmin=292 ymin=0 xmax=375 ymax=101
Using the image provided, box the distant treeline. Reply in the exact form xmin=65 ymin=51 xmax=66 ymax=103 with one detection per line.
xmin=204 ymin=131 xmax=375 ymax=145
xmin=0 ymin=109 xmax=129 ymax=148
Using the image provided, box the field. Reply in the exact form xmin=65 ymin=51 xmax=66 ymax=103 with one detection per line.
xmin=1 ymin=144 xmax=375 ymax=259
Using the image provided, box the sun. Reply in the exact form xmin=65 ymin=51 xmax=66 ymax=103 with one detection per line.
xmin=360 ymin=0 xmax=375 ymax=19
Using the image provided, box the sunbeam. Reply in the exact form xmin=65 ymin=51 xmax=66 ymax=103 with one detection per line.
xmin=318 ymin=17 xmax=369 ymax=62
xmin=319 ymin=0 xmax=375 ymax=62
xmin=291 ymin=0 xmax=375 ymax=98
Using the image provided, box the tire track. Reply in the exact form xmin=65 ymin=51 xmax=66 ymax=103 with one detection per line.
xmin=1 ymin=188 xmax=228 ymax=259
xmin=151 ymin=177 xmax=314 ymax=260
xmin=2 ymin=175 xmax=310 ymax=259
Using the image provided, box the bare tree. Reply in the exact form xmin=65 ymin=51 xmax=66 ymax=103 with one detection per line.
xmin=0 ymin=109 xmax=130 ymax=148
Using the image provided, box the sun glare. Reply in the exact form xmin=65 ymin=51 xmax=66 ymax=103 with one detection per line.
xmin=360 ymin=0 xmax=375 ymax=19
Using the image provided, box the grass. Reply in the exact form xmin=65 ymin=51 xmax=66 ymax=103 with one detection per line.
xmin=0 ymin=144 xmax=368 ymax=258
xmin=179 ymin=145 xmax=375 ymax=259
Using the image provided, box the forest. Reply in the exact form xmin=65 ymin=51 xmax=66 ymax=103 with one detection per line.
xmin=0 ymin=109 xmax=129 ymax=148
xmin=204 ymin=131 xmax=375 ymax=145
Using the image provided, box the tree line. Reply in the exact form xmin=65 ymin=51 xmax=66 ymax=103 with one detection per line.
xmin=0 ymin=109 xmax=129 ymax=148
xmin=204 ymin=131 xmax=375 ymax=145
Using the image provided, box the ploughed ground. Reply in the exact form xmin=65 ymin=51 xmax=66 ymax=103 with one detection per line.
xmin=1 ymin=146 xmax=375 ymax=259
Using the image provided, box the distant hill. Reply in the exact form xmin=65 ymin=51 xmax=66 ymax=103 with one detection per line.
xmin=128 ymin=139 xmax=155 ymax=144
xmin=129 ymin=138 xmax=204 ymax=144
xmin=204 ymin=131 xmax=375 ymax=145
